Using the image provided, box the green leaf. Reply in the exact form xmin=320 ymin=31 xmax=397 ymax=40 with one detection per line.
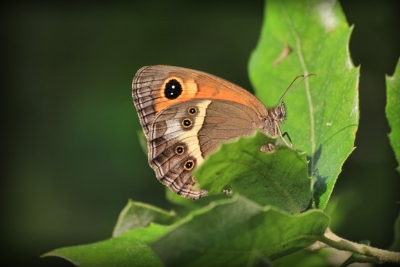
xmin=151 ymin=196 xmax=330 ymax=267
xmin=112 ymin=199 xmax=178 ymax=237
xmin=43 ymin=224 xmax=168 ymax=267
xmin=195 ymin=131 xmax=311 ymax=214
xmin=386 ymin=60 xmax=400 ymax=252
xmin=249 ymin=0 xmax=359 ymax=210
xmin=386 ymin=58 xmax=400 ymax=172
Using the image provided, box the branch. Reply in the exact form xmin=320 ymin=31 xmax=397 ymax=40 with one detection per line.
xmin=317 ymin=228 xmax=400 ymax=264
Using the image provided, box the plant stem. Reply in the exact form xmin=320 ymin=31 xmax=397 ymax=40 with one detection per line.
xmin=318 ymin=228 xmax=400 ymax=264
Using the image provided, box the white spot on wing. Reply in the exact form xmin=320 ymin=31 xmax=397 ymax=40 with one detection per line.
xmin=164 ymin=120 xmax=184 ymax=140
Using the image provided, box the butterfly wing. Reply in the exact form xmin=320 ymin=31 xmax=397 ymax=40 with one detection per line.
xmin=132 ymin=65 xmax=269 ymax=137
xmin=148 ymin=99 xmax=263 ymax=199
xmin=132 ymin=65 xmax=269 ymax=198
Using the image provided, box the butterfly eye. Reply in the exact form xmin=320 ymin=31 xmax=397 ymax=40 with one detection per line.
xmin=275 ymin=102 xmax=287 ymax=121
xmin=182 ymin=118 xmax=192 ymax=128
xmin=164 ymin=79 xmax=182 ymax=100
xmin=184 ymin=159 xmax=195 ymax=171
xmin=188 ymin=107 xmax=197 ymax=115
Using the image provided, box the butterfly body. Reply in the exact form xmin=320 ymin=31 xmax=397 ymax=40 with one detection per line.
xmin=132 ymin=65 xmax=286 ymax=199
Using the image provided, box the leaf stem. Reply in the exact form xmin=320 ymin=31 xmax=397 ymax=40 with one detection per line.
xmin=318 ymin=228 xmax=400 ymax=264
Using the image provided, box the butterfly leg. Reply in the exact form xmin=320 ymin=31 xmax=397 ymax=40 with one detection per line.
xmin=281 ymin=132 xmax=293 ymax=147
xmin=274 ymin=121 xmax=294 ymax=148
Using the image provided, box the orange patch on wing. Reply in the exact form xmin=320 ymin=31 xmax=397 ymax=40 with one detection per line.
xmin=152 ymin=76 xmax=265 ymax=117
xmin=196 ymin=84 xmax=262 ymax=113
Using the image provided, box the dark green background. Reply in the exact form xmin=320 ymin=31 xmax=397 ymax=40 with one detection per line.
xmin=2 ymin=1 xmax=399 ymax=266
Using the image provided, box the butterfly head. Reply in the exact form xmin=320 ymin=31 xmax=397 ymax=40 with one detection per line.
xmin=262 ymin=103 xmax=287 ymax=137
xmin=273 ymin=101 xmax=287 ymax=123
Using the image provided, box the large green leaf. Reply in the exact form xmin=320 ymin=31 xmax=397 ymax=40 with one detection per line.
xmin=44 ymin=196 xmax=330 ymax=267
xmin=151 ymin=196 xmax=330 ymax=267
xmin=195 ymin=131 xmax=311 ymax=214
xmin=386 ymin=59 xmax=400 ymax=252
xmin=43 ymin=224 xmax=168 ymax=267
xmin=112 ymin=199 xmax=178 ymax=237
xmin=386 ymin=59 xmax=400 ymax=172
xmin=249 ymin=0 xmax=359 ymax=210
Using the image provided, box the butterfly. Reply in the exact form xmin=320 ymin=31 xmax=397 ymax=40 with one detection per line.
xmin=132 ymin=65 xmax=307 ymax=199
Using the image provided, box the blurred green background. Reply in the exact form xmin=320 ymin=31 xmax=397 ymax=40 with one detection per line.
xmin=2 ymin=1 xmax=399 ymax=266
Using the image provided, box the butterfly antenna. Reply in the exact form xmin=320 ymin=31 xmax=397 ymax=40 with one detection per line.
xmin=277 ymin=73 xmax=317 ymax=107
